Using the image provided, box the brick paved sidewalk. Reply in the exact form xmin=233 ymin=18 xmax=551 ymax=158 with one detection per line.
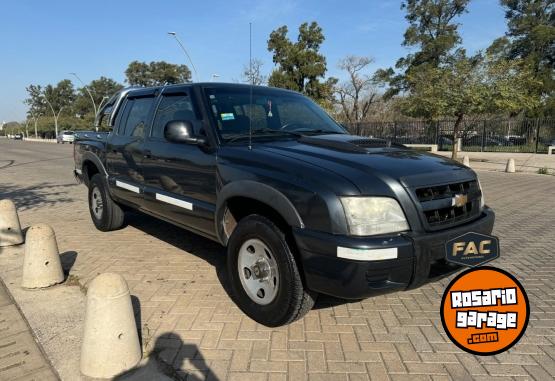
xmin=1 ymin=140 xmax=555 ymax=380
xmin=0 ymin=279 xmax=59 ymax=380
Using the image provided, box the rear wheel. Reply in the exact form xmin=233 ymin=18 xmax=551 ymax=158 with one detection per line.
xmin=88 ymin=174 xmax=125 ymax=231
xmin=227 ymin=215 xmax=316 ymax=326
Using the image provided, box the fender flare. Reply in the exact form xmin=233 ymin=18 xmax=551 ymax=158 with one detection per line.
xmin=215 ymin=180 xmax=304 ymax=245
xmin=81 ymin=151 xmax=109 ymax=184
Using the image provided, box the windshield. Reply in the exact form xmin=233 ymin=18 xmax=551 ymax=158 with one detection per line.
xmin=204 ymin=86 xmax=345 ymax=141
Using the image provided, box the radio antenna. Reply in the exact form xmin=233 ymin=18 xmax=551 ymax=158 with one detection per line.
xmin=248 ymin=22 xmax=253 ymax=150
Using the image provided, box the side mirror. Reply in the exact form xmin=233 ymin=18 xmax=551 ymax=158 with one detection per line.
xmin=164 ymin=120 xmax=206 ymax=145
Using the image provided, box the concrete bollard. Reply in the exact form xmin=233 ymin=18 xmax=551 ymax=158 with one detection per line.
xmin=505 ymin=158 xmax=516 ymax=173
xmin=463 ymin=156 xmax=470 ymax=167
xmin=0 ymin=199 xmax=24 ymax=247
xmin=21 ymin=224 xmax=64 ymax=288
xmin=81 ymin=273 xmax=141 ymax=378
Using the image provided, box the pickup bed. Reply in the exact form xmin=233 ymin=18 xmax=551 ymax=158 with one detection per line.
xmin=74 ymin=83 xmax=495 ymax=326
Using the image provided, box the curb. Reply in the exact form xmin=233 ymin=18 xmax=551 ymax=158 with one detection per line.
xmin=0 ymin=277 xmax=60 ymax=380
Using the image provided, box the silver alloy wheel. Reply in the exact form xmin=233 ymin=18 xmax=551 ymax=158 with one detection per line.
xmin=237 ymin=238 xmax=279 ymax=305
xmin=91 ymin=186 xmax=104 ymax=220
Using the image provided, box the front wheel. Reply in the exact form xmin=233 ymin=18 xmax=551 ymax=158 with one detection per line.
xmin=88 ymin=174 xmax=125 ymax=231
xmin=227 ymin=215 xmax=316 ymax=326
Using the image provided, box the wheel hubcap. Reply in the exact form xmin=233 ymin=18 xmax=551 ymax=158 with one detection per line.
xmin=237 ymin=238 xmax=279 ymax=305
xmin=91 ymin=187 xmax=104 ymax=219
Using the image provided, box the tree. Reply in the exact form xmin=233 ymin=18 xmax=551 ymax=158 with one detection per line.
xmin=43 ymin=79 xmax=76 ymax=137
xmin=241 ymin=58 xmax=267 ymax=85
xmin=267 ymin=22 xmax=337 ymax=107
xmin=335 ymin=56 xmax=378 ymax=123
xmin=74 ymin=77 xmax=123 ymax=117
xmin=374 ymin=0 xmax=470 ymax=98
xmin=125 ymin=60 xmax=192 ymax=87
xmin=24 ymin=84 xmax=46 ymax=137
xmin=400 ymin=55 xmax=541 ymax=159
xmin=488 ymin=0 xmax=555 ymax=115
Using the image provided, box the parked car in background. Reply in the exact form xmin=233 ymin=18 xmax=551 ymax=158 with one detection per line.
xmin=57 ymin=130 xmax=75 ymax=144
xmin=13 ymin=133 xmax=23 ymax=140
xmin=463 ymin=135 xmax=509 ymax=147
xmin=503 ymin=135 xmax=527 ymax=145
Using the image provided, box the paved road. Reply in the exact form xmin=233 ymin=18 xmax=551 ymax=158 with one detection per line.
xmin=1 ymin=138 xmax=554 ymax=380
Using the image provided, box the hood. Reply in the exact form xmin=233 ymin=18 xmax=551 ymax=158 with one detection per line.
xmin=256 ymin=134 xmax=475 ymax=193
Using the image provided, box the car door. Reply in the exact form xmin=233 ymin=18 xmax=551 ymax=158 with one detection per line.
xmin=142 ymin=86 xmax=217 ymax=237
xmin=106 ymin=90 xmax=157 ymax=207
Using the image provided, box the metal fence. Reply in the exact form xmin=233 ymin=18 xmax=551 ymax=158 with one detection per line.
xmin=345 ymin=118 xmax=555 ymax=153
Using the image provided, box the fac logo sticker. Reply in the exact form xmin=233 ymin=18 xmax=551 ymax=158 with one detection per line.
xmin=445 ymin=232 xmax=499 ymax=267
xmin=440 ymin=266 xmax=530 ymax=355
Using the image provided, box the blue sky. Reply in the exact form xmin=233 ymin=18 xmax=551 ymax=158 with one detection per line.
xmin=0 ymin=0 xmax=507 ymax=121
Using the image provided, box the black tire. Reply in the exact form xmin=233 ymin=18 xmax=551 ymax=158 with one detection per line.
xmin=227 ymin=215 xmax=316 ymax=327
xmin=88 ymin=174 xmax=125 ymax=231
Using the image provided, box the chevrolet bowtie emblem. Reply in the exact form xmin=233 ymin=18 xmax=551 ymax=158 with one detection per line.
xmin=452 ymin=194 xmax=468 ymax=207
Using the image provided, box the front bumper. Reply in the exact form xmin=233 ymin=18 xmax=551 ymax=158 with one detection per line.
xmin=293 ymin=207 xmax=495 ymax=299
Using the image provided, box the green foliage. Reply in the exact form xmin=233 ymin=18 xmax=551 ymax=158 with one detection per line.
xmin=25 ymin=76 xmax=123 ymax=134
xmin=401 ymin=55 xmax=540 ymax=120
xmin=374 ymin=0 xmax=470 ymax=98
xmin=73 ymin=77 xmax=123 ymax=117
xmin=43 ymin=79 xmax=76 ymax=116
xmin=125 ymin=60 xmax=192 ymax=87
xmin=488 ymin=0 xmax=555 ymax=116
xmin=400 ymin=54 xmax=541 ymax=157
xmin=267 ymin=22 xmax=337 ymax=108
xmin=24 ymin=84 xmax=47 ymax=118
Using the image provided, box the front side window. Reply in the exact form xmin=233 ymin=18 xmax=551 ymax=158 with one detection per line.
xmin=151 ymin=94 xmax=195 ymax=139
xmin=204 ymin=87 xmax=345 ymax=141
xmin=120 ymin=97 xmax=155 ymax=137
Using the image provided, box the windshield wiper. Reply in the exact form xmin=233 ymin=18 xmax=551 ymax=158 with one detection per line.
xmin=225 ymin=128 xmax=303 ymax=143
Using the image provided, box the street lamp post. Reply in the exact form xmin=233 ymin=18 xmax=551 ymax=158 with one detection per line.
xmin=24 ymin=119 xmax=30 ymax=138
xmin=43 ymin=96 xmax=63 ymax=138
xmin=98 ymin=96 xmax=109 ymax=110
xmin=167 ymin=32 xmax=200 ymax=82
xmin=70 ymin=72 xmax=98 ymax=130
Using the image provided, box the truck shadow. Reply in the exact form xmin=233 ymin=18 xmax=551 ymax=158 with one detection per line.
xmin=124 ymin=211 xmax=352 ymax=311
xmin=124 ymin=211 xmax=232 ymax=296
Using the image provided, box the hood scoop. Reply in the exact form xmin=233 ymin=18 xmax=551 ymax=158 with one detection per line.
xmin=299 ymin=135 xmax=404 ymax=154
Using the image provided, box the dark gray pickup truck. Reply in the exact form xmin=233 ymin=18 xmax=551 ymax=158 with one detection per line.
xmin=74 ymin=83 xmax=495 ymax=326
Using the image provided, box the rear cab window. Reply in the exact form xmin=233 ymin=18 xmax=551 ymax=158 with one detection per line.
xmin=117 ymin=95 xmax=156 ymax=137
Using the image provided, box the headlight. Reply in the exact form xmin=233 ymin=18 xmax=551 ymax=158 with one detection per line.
xmin=478 ymin=179 xmax=485 ymax=209
xmin=340 ymin=197 xmax=409 ymax=236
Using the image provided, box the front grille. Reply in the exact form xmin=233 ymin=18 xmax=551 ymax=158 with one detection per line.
xmin=414 ymin=180 xmax=481 ymax=230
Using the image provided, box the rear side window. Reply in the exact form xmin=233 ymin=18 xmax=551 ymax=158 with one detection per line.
xmin=151 ymin=94 xmax=195 ymax=139
xmin=120 ymin=97 xmax=155 ymax=137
